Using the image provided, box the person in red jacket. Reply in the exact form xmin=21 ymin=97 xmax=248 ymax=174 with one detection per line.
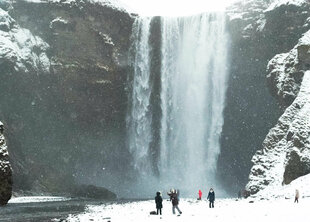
xmin=198 ymin=189 xmax=202 ymax=200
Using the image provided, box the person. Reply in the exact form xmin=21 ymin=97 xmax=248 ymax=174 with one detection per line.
xmin=198 ymin=189 xmax=202 ymax=200
xmin=295 ymin=189 xmax=299 ymax=203
xmin=207 ymin=188 xmax=215 ymax=208
xmin=167 ymin=189 xmax=182 ymax=215
xmin=155 ymin=192 xmax=163 ymax=215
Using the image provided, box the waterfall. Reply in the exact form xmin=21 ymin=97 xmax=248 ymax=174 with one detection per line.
xmin=127 ymin=13 xmax=229 ymax=196
xmin=127 ymin=17 xmax=153 ymax=175
xmin=159 ymin=13 xmax=229 ymax=193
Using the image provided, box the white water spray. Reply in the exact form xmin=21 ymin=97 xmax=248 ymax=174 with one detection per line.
xmin=159 ymin=13 xmax=229 ymax=193
xmin=128 ymin=13 xmax=229 ymax=196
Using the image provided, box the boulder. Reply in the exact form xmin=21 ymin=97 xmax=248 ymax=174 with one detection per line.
xmin=71 ymin=184 xmax=116 ymax=200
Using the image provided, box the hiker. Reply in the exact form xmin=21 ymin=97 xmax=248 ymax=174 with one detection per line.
xmin=198 ymin=189 xmax=202 ymax=200
xmin=167 ymin=189 xmax=182 ymax=215
xmin=207 ymin=188 xmax=215 ymax=208
xmin=295 ymin=189 xmax=299 ymax=203
xmin=155 ymin=192 xmax=163 ymax=215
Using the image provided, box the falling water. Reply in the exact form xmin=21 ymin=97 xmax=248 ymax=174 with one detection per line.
xmin=127 ymin=17 xmax=153 ymax=176
xmin=159 ymin=13 xmax=229 ymax=194
xmin=128 ymin=13 xmax=229 ymax=196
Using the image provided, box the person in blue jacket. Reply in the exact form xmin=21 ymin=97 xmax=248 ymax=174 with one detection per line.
xmin=207 ymin=188 xmax=215 ymax=208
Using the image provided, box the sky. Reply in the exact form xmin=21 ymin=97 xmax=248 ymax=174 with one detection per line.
xmin=117 ymin=0 xmax=241 ymax=16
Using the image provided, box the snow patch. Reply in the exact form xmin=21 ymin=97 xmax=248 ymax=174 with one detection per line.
xmin=9 ymin=196 xmax=71 ymax=203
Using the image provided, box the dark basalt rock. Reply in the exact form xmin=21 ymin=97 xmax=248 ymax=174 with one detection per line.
xmin=283 ymin=149 xmax=310 ymax=185
xmin=0 ymin=0 xmax=135 ymax=195
xmin=72 ymin=184 xmax=116 ymax=200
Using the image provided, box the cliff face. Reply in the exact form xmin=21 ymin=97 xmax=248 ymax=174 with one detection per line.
xmin=218 ymin=0 xmax=310 ymax=193
xmin=246 ymin=28 xmax=310 ymax=196
xmin=1 ymin=0 xmax=309 ymax=197
xmin=0 ymin=122 xmax=12 ymax=205
xmin=0 ymin=0 xmax=134 ymax=193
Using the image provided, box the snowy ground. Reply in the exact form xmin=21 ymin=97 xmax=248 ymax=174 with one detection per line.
xmin=66 ymin=197 xmax=309 ymax=222
xmin=9 ymin=196 xmax=71 ymax=203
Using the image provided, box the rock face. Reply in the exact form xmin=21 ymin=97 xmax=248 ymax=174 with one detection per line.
xmin=0 ymin=121 xmax=13 ymax=205
xmin=218 ymin=0 xmax=310 ymax=192
xmin=1 ymin=0 xmax=309 ymax=197
xmin=0 ymin=0 xmax=134 ymax=194
xmin=267 ymin=30 xmax=310 ymax=106
xmin=72 ymin=184 xmax=116 ymax=200
xmin=246 ymin=29 xmax=310 ymax=196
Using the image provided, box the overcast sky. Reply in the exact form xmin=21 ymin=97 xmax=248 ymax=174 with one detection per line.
xmin=117 ymin=0 xmax=240 ymax=16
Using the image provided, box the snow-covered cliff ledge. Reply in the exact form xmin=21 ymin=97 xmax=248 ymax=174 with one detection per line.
xmin=0 ymin=7 xmax=50 ymax=74
xmin=0 ymin=121 xmax=12 ymax=205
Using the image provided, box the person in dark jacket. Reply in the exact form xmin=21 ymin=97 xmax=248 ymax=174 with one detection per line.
xmin=155 ymin=192 xmax=163 ymax=215
xmin=207 ymin=188 xmax=215 ymax=208
xmin=167 ymin=189 xmax=182 ymax=215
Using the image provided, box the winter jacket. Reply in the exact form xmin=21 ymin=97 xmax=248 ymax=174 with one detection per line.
xmin=155 ymin=193 xmax=163 ymax=209
xmin=168 ymin=192 xmax=179 ymax=206
xmin=207 ymin=191 xmax=215 ymax=201
xmin=199 ymin=190 xmax=202 ymax=198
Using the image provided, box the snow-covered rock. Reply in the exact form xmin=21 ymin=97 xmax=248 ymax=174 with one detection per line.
xmin=0 ymin=121 xmax=12 ymax=205
xmin=0 ymin=8 xmax=50 ymax=74
xmin=267 ymin=30 xmax=310 ymax=106
xmin=220 ymin=0 xmax=309 ymax=192
xmin=246 ymin=70 xmax=310 ymax=195
xmin=226 ymin=0 xmax=270 ymax=39
xmin=253 ymin=173 xmax=310 ymax=199
xmin=265 ymin=0 xmax=309 ymax=12
xmin=244 ymin=2 xmax=310 ymax=196
xmin=22 ymin=0 xmax=130 ymax=14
